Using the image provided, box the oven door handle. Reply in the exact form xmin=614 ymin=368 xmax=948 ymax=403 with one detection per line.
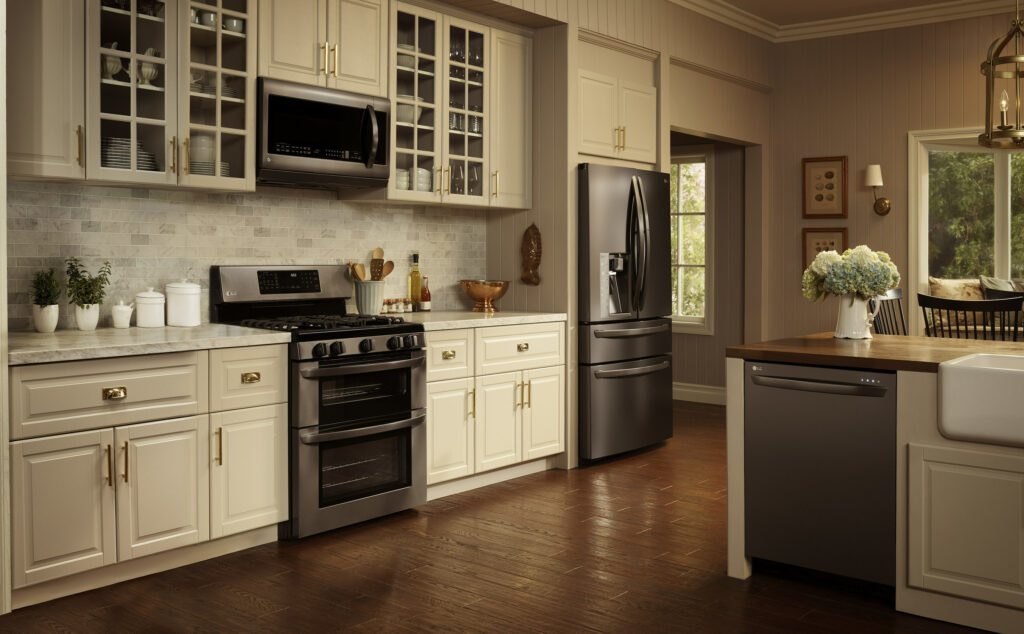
xmin=299 ymin=409 xmax=426 ymax=444
xmin=299 ymin=355 xmax=425 ymax=378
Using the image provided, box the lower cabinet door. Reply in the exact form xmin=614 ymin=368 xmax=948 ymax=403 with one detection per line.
xmin=11 ymin=428 xmax=116 ymax=588
xmin=909 ymin=443 xmax=1024 ymax=609
xmin=426 ymin=378 xmax=475 ymax=484
xmin=210 ymin=404 xmax=288 ymax=538
xmin=115 ymin=415 xmax=210 ymax=560
xmin=475 ymin=372 xmax=521 ymax=473
xmin=522 ymin=365 xmax=564 ymax=461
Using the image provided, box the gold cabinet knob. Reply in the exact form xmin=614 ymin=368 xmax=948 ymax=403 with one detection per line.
xmin=102 ymin=386 xmax=127 ymax=400
xmin=241 ymin=371 xmax=261 ymax=384
xmin=517 ymin=343 xmax=529 ymax=352
xmin=441 ymin=350 xmax=456 ymax=360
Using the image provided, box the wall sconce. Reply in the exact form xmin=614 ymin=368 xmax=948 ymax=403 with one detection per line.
xmin=864 ymin=164 xmax=891 ymax=216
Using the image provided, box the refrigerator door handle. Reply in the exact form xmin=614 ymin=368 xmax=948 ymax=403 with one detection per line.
xmin=635 ymin=175 xmax=651 ymax=311
xmin=628 ymin=177 xmax=641 ymax=313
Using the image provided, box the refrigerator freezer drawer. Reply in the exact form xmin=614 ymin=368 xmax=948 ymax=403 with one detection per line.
xmin=579 ymin=355 xmax=673 ymax=460
xmin=579 ymin=318 xmax=671 ymax=365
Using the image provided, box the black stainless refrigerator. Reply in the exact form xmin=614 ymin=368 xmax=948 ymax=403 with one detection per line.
xmin=578 ymin=163 xmax=673 ymax=461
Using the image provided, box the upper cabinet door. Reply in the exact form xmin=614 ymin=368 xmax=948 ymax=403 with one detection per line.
xmin=577 ymin=69 xmax=618 ymax=158
xmin=85 ymin=0 xmax=179 ymax=185
xmin=115 ymin=415 xmax=210 ymax=561
xmin=8 ymin=0 xmax=86 ymax=179
xmin=257 ymin=0 xmax=327 ymax=86
xmin=327 ymin=0 xmax=386 ymax=96
xmin=618 ymin=81 xmax=657 ymax=164
xmin=489 ymin=29 xmax=531 ymax=209
xmin=442 ymin=16 xmax=489 ymax=205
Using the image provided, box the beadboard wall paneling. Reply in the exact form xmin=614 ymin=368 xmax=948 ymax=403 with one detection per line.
xmin=7 ymin=182 xmax=487 ymax=331
xmin=672 ymin=141 xmax=744 ymax=387
xmin=770 ymin=13 xmax=999 ymax=338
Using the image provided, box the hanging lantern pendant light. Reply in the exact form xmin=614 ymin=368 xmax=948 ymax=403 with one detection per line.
xmin=980 ymin=0 xmax=1024 ymax=147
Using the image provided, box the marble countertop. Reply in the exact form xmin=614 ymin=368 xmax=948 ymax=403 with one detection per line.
xmin=401 ymin=311 xmax=567 ymax=331
xmin=8 ymin=324 xmax=293 ymax=366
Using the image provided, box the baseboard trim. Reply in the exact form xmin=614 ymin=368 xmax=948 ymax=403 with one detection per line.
xmin=426 ymin=457 xmax=554 ymax=501
xmin=673 ymin=381 xmax=726 ymax=405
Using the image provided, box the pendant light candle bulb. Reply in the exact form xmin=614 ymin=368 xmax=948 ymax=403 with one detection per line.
xmin=1001 ymin=89 xmax=1010 ymax=127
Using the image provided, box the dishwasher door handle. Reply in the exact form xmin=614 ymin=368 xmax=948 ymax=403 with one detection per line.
xmin=751 ymin=375 xmax=887 ymax=397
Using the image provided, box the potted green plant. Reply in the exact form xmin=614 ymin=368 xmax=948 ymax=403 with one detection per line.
xmin=65 ymin=258 xmax=112 ymax=331
xmin=30 ymin=268 xmax=62 ymax=333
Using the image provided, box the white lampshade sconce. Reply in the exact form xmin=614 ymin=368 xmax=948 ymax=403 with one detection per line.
xmin=864 ymin=164 xmax=891 ymax=216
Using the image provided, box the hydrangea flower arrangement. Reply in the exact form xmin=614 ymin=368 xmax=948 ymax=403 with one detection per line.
xmin=802 ymin=245 xmax=900 ymax=302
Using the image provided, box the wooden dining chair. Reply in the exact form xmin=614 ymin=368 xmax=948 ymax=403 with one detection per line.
xmin=917 ymin=292 xmax=1024 ymax=341
xmin=869 ymin=288 xmax=907 ymax=335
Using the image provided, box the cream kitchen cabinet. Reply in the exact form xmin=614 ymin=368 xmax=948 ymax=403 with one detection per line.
xmin=488 ymin=29 xmax=532 ymax=209
xmin=475 ymin=371 xmax=521 ymax=472
xmin=11 ymin=414 xmax=209 ymax=587
xmin=908 ymin=443 xmax=1024 ymax=609
xmin=258 ymin=0 xmax=386 ymax=96
xmin=577 ymin=69 xmax=657 ymax=164
xmin=7 ymin=0 xmax=86 ymax=180
xmin=426 ymin=378 xmax=474 ymax=484
xmin=210 ymin=404 xmax=288 ymax=538
xmin=522 ymin=365 xmax=564 ymax=461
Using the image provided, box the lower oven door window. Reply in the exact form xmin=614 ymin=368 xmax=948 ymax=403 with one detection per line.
xmin=319 ymin=427 xmax=411 ymax=507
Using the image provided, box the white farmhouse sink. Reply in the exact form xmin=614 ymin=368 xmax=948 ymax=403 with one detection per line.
xmin=938 ymin=354 xmax=1024 ymax=448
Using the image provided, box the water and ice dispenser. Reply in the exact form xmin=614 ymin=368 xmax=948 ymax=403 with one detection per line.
xmin=600 ymin=252 xmax=630 ymax=317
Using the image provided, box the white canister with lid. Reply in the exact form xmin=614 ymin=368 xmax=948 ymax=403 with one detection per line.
xmin=166 ymin=280 xmax=201 ymax=327
xmin=135 ymin=288 xmax=165 ymax=327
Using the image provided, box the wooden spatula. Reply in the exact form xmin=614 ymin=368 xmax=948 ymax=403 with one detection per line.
xmin=370 ymin=247 xmax=385 ymax=280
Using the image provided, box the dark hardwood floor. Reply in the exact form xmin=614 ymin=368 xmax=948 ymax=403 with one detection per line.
xmin=0 ymin=402 xmax=977 ymax=632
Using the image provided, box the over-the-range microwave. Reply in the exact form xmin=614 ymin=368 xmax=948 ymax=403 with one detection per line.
xmin=257 ymin=77 xmax=389 ymax=189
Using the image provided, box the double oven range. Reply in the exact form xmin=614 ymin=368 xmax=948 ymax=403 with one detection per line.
xmin=211 ymin=265 xmax=426 ymax=538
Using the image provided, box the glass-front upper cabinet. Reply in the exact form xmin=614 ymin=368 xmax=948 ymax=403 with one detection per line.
xmin=87 ymin=0 xmax=179 ymax=184
xmin=389 ymin=4 xmax=441 ymax=202
xmin=443 ymin=18 xmax=488 ymax=205
xmin=180 ymin=0 xmax=256 ymax=189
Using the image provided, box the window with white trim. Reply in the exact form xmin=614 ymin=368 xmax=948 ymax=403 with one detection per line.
xmin=670 ymin=148 xmax=714 ymax=334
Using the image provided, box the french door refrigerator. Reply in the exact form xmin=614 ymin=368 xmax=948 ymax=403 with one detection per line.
xmin=578 ymin=163 xmax=673 ymax=460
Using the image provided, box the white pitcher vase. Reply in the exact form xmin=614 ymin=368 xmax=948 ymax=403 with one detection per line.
xmin=834 ymin=294 xmax=882 ymax=339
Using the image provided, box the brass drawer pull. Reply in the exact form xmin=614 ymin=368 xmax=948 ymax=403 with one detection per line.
xmin=468 ymin=389 xmax=475 ymax=417
xmin=103 ymin=386 xmax=127 ymax=400
xmin=441 ymin=350 xmax=456 ymax=360
xmin=241 ymin=371 xmax=262 ymax=384
xmin=517 ymin=343 xmax=529 ymax=352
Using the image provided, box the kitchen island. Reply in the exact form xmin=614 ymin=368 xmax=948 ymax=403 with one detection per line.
xmin=726 ymin=333 xmax=1024 ymax=633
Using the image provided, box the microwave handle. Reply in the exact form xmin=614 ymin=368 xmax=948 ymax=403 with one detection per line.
xmin=363 ymin=104 xmax=379 ymax=168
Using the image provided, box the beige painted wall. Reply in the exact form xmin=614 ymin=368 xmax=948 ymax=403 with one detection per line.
xmin=769 ymin=14 xmax=1002 ymax=338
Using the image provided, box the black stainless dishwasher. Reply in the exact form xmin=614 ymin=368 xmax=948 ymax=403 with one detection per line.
xmin=744 ymin=361 xmax=896 ymax=585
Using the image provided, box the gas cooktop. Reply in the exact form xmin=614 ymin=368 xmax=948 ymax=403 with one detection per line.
xmin=239 ymin=314 xmax=407 ymax=332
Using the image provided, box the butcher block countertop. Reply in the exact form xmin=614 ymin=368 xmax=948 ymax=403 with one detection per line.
xmin=726 ymin=332 xmax=1024 ymax=373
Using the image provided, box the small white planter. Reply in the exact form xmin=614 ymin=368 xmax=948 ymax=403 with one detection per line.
xmin=74 ymin=304 xmax=100 ymax=331
xmin=32 ymin=304 xmax=59 ymax=333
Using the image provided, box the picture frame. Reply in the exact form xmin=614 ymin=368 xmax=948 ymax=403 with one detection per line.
xmin=803 ymin=227 xmax=848 ymax=269
xmin=802 ymin=156 xmax=848 ymax=218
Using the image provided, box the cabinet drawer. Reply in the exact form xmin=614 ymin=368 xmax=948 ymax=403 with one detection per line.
xmin=10 ymin=351 xmax=209 ymax=440
xmin=426 ymin=329 xmax=474 ymax=381
xmin=475 ymin=322 xmax=565 ymax=375
xmin=210 ymin=345 xmax=288 ymax=412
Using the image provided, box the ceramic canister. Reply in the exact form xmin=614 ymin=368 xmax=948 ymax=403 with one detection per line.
xmin=165 ymin=280 xmax=201 ymax=327
xmin=135 ymin=287 xmax=165 ymax=328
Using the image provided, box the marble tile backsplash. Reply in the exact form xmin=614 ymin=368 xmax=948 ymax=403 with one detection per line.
xmin=7 ymin=181 xmax=487 ymax=331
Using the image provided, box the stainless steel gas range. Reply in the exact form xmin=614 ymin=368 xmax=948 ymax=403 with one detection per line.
xmin=211 ymin=265 xmax=426 ymax=539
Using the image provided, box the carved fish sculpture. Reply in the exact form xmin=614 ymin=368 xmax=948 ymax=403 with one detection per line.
xmin=521 ymin=223 xmax=541 ymax=285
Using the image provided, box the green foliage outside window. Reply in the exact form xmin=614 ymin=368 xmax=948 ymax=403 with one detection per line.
xmin=671 ymin=161 xmax=707 ymax=319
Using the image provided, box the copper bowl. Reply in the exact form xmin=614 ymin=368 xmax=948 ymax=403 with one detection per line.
xmin=459 ymin=280 xmax=509 ymax=312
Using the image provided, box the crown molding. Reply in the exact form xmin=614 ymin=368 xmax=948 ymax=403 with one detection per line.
xmin=579 ymin=28 xmax=660 ymax=60
xmin=668 ymin=0 xmax=1014 ymax=43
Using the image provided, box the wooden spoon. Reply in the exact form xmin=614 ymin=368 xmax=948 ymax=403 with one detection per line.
xmin=349 ymin=262 xmax=365 ymax=282
xmin=381 ymin=260 xmax=395 ymax=279
xmin=372 ymin=247 xmax=384 ymax=260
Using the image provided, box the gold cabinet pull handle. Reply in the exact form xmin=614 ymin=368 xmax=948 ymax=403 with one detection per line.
xmin=183 ymin=137 xmax=190 ymax=174
xmin=493 ymin=170 xmax=499 ymax=198
xmin=621 ymin=126 xmax=626 ymax=150
xmin=122 ymin=441 xmax=129 ymax=483
xmin=105 ymin=444 xmax=113 ymax=486
xmin=241 ymin=371 xmax=261 ymax=384
xmin=468 ymin=388 xmax=475 ymax=417
xmin=441 ymin=350 xmax=456 ymax=360
xmin=517 ymin=382 xmax=524 ymax=408
xmin=526 ymin=380 xmax=532 ymax=408
xmin=169 ymin=136 xmax=177 ymax=173
xmin=103 ymin=386 xmax=127 ymax=400
xmin=75 ymin=125 xmax=83 ymax=166
xmin=517 ymin=343 xmax=529 ymax=352
xmin=444 ymin=166 xmax=451 ymax=195
xmin=321 ymin=42 xmax=328 ymax=75
xmin=331 ymin=43 xmax=339 ymax=77
xmin=436 ymin=166 xmax=442 ymax=194
xmin=215 ymin=427 xmax=223 ymax=466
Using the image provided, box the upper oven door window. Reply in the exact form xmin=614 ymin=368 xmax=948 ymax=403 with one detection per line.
xmin=315 ymin=353 xmax=417 ymax=426
xmin=266 ymin=94 xmax=387 ymax=166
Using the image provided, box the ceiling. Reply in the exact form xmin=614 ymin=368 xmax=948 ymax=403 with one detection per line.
xmin=725 ymin=0 xmax=954 ymax=25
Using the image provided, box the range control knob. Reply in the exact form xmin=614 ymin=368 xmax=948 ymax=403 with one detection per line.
xmin=329 ymin=341 xmax=344 ymax=357
xmin=359 ymin=338 xmax=374 ymax=353
xmin=311 ymin=343 xmax=328 ymax=359
xmin=403 ymin=335 xmax=416 ymax=349
xmin=387 ymin=336 xmax=402 ymax=350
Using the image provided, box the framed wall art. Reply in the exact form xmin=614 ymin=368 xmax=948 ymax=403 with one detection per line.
xmin=803 ymin=227 xmax=848 ymax=269
xmin=802 ymin=156 xmax=848 ymax=218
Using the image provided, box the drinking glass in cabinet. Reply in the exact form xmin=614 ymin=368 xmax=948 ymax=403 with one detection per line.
xmin=468 ymin=116 xmax=481 ymax=134
xmin=451 ymin=162 xmax=465 ymax=194
xmin=449 ymin=112 xmax=464 ymax=132
xmin=468 ymin=164 xmax=481 ymax=196
xmin=450 ymin=29 xmax=466 ymax=62
xmin=223 ymin=17 xmax=245 ymax=34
